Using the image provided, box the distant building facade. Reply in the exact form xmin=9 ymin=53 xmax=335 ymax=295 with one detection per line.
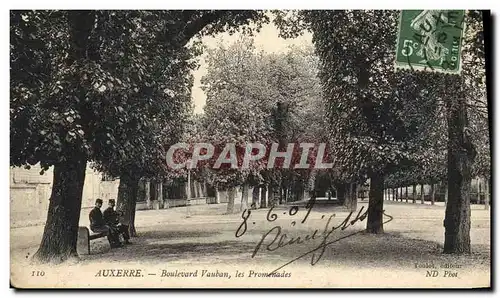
xmin=10 ymin=164 xmax=119 ymax=227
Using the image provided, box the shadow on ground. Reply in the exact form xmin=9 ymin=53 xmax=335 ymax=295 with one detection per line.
xmin=81 ymin=226 xmax=490 ymax=270
xmin=83 ymin=239 xmax=255 ymax=264
xmin=138 ymin=229 xmax=222 ymax=239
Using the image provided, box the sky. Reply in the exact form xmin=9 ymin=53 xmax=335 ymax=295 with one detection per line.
xmin=190 ymin=22 xmax=313 ymax=114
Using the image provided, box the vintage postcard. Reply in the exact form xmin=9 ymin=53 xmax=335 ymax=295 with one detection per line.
xmin=10 ymin=9 xmax=491 ymax=289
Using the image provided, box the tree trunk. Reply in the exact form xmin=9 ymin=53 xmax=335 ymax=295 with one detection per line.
xmin=191 ymin=181 xmax=196 ymax=198
xmin=289 ymin=182 xmax=296 ymax=202
xmin=343 ymin=183 xmax=351 ymax=208
xmin=297 ymin=183 xmax=305 ymax=202
xmin=287 ymin=184 xmax=292 ymax=203
xmin=431 ymin=183 xmax=435 ymax=205
xmin=268 ymin=184 xmax=276 ymax=207
xmin=240 ymin=183 xmax=249 ymax=211
xmin=260 ymin=185 xmax=267 ymax=208
xmin=367 ymin=174 xmax=384 ymax=234
xmin=343 ymin=183 xmax=357 ymax=212
xmin=251 ymin=186 xmax=259 ymax=209
xmin=484 ymin=178 xmax=489 ymax=210
xmin=392 ymin=188 xmax=395 ymax=201
xmin=477 ymin=178 xmax=481 ymax=205
xmin=292 ymin=180 xmax=305 ymax=202
xmin=421 ymin=184 xmax=425 ymax=204
xmin=278 ymin=186 xmax=283 ymax=204
xmin=157 ymin=181 xmax=163 ymax=209
xmin=282 ymin=185 xmax=288 ymax=203
xmin=307 ymin=170 xmax=317 ymax=199
xmin=405 ymin=186 xmax=408 ymax=202
xmin=145 ymin=180 xmax=151 ymax=209
xmin=191 ymin=181 xmax=198 ymax=198
xmin=443 ymin=86 xmax=476 ymax=254
xmin=226 ymin=187 xmax=236 ymax=214
xmin=354 ymin=184 xmax=359 ymax=210
xmin=202 ymin=182 xmax=208 ymax=197
xmin=197 ymin=181 xmax=203 ymax=198
xmin=150 ymin=180 xmax=156 ymax=204
xmin=163 ymin=182 xmax=170 ymax=208
xmin=33 ymin=11 xmax=95 ymax=264
xmin=33 ymin=156 xmax=87 ymax=263
xmin=215 ymin=186 xmax=220 ymax=204
xmin=412 ymin=184 xmax=416 ymax=203
xmin=116 ymin=174 xmax=140 ymax=237
xmin=180 ymin=181 xmax=185 ymax=199
xmin=336 ymin=183 xmax=346 ymax=205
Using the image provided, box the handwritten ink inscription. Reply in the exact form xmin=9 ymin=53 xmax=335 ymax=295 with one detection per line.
xmin=235 ymin=198 xmax=394 ymax=273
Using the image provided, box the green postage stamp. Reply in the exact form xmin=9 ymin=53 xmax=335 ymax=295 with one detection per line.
xmin=395 ymin=10 xmax=466 ymax=74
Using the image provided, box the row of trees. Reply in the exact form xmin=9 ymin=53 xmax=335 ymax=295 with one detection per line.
xmin=192 ymin=39 xmax=325 ymax=213
xmin=275 ymin=10 xmax=489 ymax=251
xmin=11 ymin=10 xmax=269 ymax=263
xmin=192 ymin=10 xmax=489 ymax=253
xmin=384 ymin=178 xmax=490 ymax=207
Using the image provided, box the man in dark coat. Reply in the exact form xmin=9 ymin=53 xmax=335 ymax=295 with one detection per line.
xmin=103 ymin=199 xmax=131 ymax=244
xmin=89 ymin=199 xmax=122 ymax=248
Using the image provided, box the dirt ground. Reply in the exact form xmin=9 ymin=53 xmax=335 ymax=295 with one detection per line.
xmin=10 ymin=200 xmax=490 ymax=288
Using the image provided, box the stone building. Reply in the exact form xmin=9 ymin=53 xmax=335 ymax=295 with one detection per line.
xmin=10 ymin=164 xmax=119 ymax=227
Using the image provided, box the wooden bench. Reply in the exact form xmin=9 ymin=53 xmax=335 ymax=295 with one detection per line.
xmin=77 ymin=226 xmax=107 ymax=255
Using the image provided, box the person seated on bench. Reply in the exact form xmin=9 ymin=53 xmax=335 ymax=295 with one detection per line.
xmin=89 ymin=199 xmax=122 ymax=248
xmin=103 ymin=199 xmax=131 ymax=244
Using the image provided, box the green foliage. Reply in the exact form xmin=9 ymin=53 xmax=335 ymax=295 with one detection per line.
xmin=11 ymin=10 xmax=269 ymax=179
xmin=197 ymin=37 xmax=323 ymax=188
xmin=274 ymin=10 xmax=488 ymax=189
xmin=303 ymin=11 xmax=441 ymax=183
xmin=11 ymin=11 xmax=73 ymax=169
xmin=365 ymin=10 xmax=486 ymax=187
xmin=11 ymin=9 xmax=488 ymax=195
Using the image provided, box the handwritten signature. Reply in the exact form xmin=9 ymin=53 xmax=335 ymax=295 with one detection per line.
xmin=235 ymin=198 xmax=394 ymax=274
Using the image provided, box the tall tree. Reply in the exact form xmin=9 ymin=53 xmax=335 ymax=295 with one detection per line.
xmin=442 ymin=10 xmax=485 ymax=254
xmin=199 ymin=38 xmax=324 ymax=210
xmin=303 ymin=10 xmax=441 ymax=233
xmin=88 ymin=11 xmax=196 ymax=237
xmin=12 ymin=10 xmax=98 ymax=263
xmin=10 ymin=10 xmax=268 ymax=263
